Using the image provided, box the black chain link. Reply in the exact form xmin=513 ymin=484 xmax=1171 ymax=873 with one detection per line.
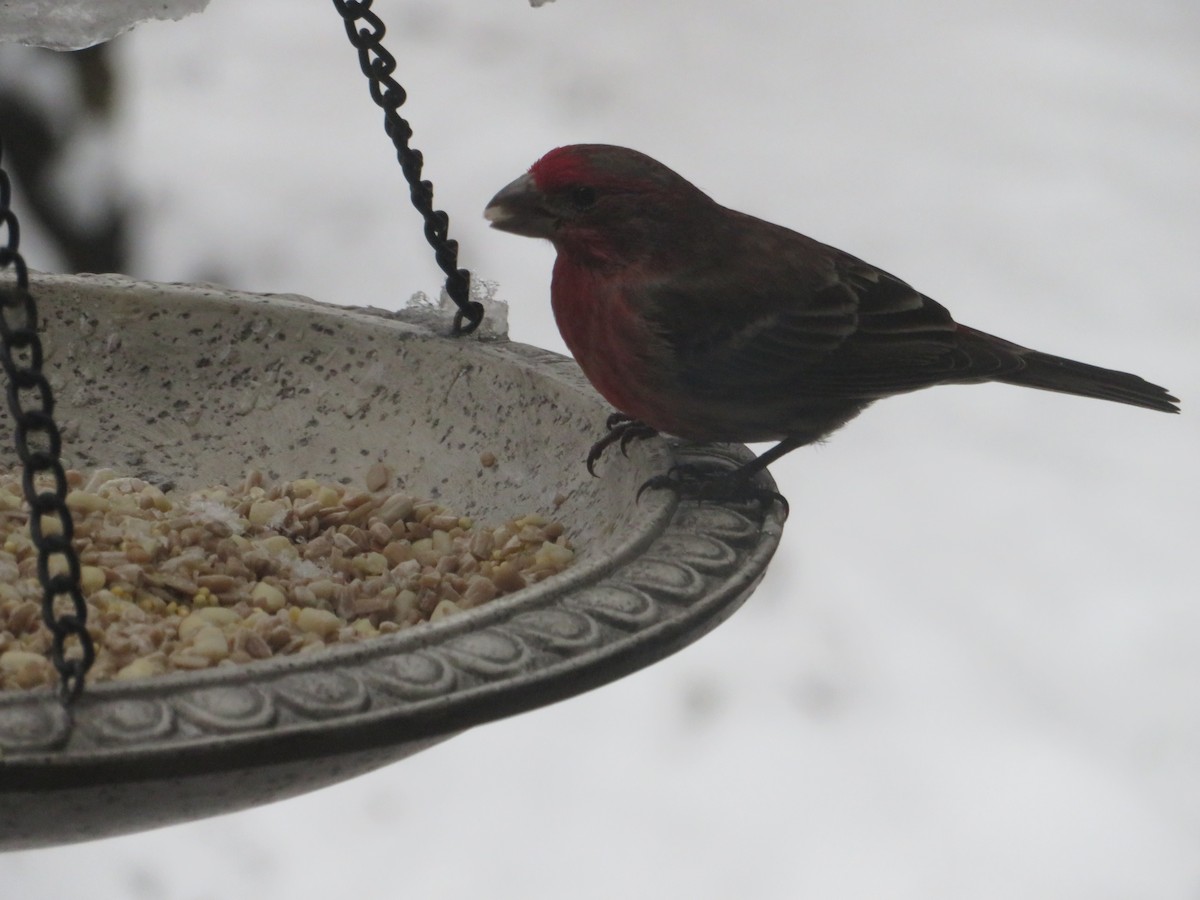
xmin=332 ymin=0 xmax=484 ymax=335
xmin=0 ymin=137 xmax=94 ymax=704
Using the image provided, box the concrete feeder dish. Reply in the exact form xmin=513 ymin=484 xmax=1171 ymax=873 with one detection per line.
xmin=0 ymin=273 xmax=784 ymax=849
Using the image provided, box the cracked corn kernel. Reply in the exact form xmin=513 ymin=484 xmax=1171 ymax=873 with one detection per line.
xmin=0 ymin=467 xmax=573 ymax=691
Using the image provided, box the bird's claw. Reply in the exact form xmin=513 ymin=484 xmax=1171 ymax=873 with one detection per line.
xmin=586 ymin=414 xmax=659 ymax=476
xmin=587 ymin=415 xmax=789 ymax=518
xmin=636 ymin=464 xmax=790 ymax=519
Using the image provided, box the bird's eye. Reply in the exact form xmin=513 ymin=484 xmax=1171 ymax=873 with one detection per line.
xmin=570 ymin=185 xmax=597 ymax=210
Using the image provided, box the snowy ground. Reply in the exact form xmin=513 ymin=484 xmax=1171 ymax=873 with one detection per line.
xmin=5 ymin=2 xmax=1199 ymax=897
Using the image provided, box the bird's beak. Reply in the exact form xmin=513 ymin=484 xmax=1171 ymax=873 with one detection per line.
xmin=484 ymin=172 xmax=556 ymax=239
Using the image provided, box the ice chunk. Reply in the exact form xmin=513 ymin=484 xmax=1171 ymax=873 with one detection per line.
xmin=0 ymin=0 xmax=209 ymax=51
xmin=393 ymin=278 xmax=510 ymax=341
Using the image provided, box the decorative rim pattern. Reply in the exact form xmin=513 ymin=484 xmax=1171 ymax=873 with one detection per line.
xmin=0 ymin=443 xmax=783 ymax=773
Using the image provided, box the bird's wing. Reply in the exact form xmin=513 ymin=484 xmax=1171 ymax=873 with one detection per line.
xmin=644 ymin=247 xmax=1018 ymax=401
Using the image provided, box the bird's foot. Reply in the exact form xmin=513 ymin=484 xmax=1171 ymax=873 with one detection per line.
xmin=586 ymin=413 xmax=660 ymax=476
xmin=636 ymin=463 xmax=789 ymax=519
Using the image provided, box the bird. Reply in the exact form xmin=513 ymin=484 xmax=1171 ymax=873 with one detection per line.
xmin=484 ymin=144 xmax=1179 ymax=513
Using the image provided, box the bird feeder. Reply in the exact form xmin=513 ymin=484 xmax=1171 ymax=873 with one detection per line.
xmin=0 ymin=2 xmax=784 ymax=850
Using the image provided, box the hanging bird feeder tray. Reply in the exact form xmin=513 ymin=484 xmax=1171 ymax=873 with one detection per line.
xmin=0 ymin=273 xmax=784 ymax=849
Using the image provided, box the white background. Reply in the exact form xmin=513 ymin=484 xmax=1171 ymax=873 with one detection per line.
xmin=4 ymin=2 xmax=1199 ymax=897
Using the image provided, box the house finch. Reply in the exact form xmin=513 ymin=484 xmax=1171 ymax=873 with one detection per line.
xmin=484 ymin=144 xmax=1179 ymax=512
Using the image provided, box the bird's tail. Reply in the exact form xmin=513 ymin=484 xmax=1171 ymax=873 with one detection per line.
xmin=958 ymin=325 xmax=1181 ymax=414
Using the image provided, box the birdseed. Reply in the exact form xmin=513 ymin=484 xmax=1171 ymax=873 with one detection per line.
xmin=0 ymin=468 xmax=574 ymax=691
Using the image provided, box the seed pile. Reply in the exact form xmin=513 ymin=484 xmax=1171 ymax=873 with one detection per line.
xmin=0 ymin=467 xmax=574 ymax=690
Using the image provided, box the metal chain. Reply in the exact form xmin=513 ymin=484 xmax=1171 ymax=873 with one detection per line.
xmin=332 ymin=0 xmax=483 ymax=335
xmin=0 ymin=137 xmax=94 ymax=704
